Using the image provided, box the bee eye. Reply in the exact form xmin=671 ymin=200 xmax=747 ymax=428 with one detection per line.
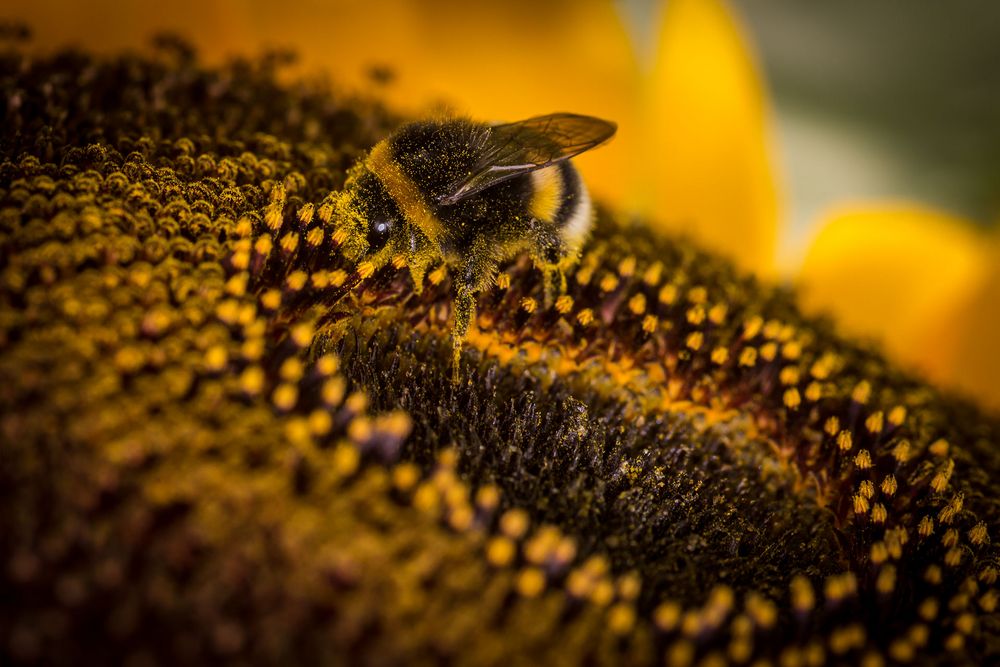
xmin=367 ymin=218 xmax=393 ymax=252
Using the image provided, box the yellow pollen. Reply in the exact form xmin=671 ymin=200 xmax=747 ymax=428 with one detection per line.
xmin=866 ymin=411 xmax=885 ymax=434
xmin=852 ymin=380 xmax=872 ymax=404
xmin=629 ymin=293 xmax=647 ymax=314
xmin=576 ymin=309 xmax=594 ymax=326
xmin=520 ymin=297 xmax=538 ymax=314
xmin=688 ymin=286 xmax=707 ymax=304
xmin=642 ymin=315 xmax=659 ymax=333
xmin=555 ymin=294 xmax=574 ymax=313
xmin=428 ymin=265 xmax=448 ymax=285
xmin=929 ymin=438 xmax=950 ymax=457
xmin=888 ymin=405 xmax=907 ymax=426
xmin=357 ymin=261 xmax=375 ymax=279
xmin=618 ymin=256 xmax=637 ymax=277
xmin=331 ymin=227 xmax=349 ymax=245
xmin=854 ymin=449 xmax=873 ymax=469
xmin=837 ymin=430 xmax=853 ymax=451
xmin=658 ymin=284 xmax=678 ymax=305
xmin=783 ymin=388 xmax=801 ymax=410
xmin=738 ymin=347 xmax=757 ymax=367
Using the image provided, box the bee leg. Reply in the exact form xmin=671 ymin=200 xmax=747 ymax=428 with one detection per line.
xmin=451 ymin=285 xmax=476 ymax=383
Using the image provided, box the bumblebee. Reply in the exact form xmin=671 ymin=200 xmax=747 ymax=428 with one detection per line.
xmin=336 ymin=113 xmax=617 ymax=379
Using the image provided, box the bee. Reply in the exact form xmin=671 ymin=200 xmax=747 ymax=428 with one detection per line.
xmin=335 ymin=112 xmax=616 ymax=379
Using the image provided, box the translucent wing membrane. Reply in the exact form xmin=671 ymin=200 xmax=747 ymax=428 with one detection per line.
xmin=437 ymin=113 xmax=617 ymax=205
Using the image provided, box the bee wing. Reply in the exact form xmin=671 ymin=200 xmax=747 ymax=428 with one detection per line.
xmin=436 ymin=113 xmax=616 ymax=206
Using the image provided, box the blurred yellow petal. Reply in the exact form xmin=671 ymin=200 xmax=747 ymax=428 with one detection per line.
xmin=239 ymin=0 xmax=640 ymax=208
xmin=796 ymin=204 xmax=991 ymax=388
xmin=948 ymin=235 xmax=1000 ymax=413
xmin=645 ymin=0 xmax=781 ymax=277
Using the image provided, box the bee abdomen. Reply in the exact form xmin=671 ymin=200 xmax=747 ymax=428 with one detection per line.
xmin=550 ymin=161 xmax=592 ymax=253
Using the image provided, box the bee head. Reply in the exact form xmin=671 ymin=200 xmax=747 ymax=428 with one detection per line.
xmin=335 ymin=162 xmax=406 ymax=264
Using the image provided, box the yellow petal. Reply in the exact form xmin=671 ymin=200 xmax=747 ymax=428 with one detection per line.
xmin=948 ymin=234 xmax=1000 ymax=413
xmin=239 ymin=0 xmax=640 ymax=208
xmin=796 ymin=204 xmax=991 ymax=390
xmin=644 ymin=0 xmax=781 ymax=277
